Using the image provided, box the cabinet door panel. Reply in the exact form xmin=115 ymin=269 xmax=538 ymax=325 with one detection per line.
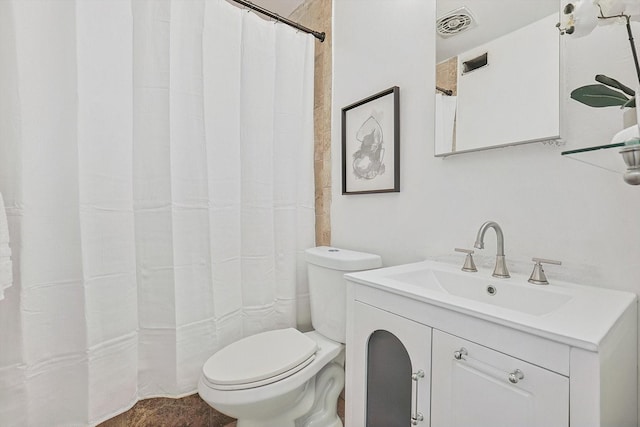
xmin=431 ymin=329 xmax=568 ymax=427
xmin=349 ymin=302 xmax=431 ymax=427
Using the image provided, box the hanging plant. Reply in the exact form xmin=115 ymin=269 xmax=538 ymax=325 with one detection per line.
xmin=558 ymin=0 xmax=640 ymax=109
xmin=570 ymin=74 xmax=636 ymax=107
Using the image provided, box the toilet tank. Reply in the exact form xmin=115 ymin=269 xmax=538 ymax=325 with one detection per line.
xmin=305 ymin=246 xmax=382 ymax=343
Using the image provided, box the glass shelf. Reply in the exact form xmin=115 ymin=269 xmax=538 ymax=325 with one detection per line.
xmin=561 ymin=142 xmax=626 ymax=174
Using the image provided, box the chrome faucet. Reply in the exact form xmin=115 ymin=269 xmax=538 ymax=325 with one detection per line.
xmin=474 ymin=221 xmax=510 ymax=278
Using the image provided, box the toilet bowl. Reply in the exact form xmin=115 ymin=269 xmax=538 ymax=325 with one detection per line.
xmin=198 ymin=329 xmax=344 ymax=427
xmin=198 ymin=247 xmax=382 ymax=427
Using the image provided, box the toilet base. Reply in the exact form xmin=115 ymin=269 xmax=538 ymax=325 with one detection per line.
xmin=234 ymin=378 xmax=315 ymax=427
xmin=295 ymin=361 xmax=344 ymax=427
xmin=205 ymin=360 xmax=345 ymax=427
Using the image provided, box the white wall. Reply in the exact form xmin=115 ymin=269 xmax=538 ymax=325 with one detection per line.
xmin=332 ymin=0 xmax=640 ymax=296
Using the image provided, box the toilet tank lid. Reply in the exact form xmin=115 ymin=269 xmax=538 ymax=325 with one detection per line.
xmin=305 ymin=246 xmax=382 ymax=271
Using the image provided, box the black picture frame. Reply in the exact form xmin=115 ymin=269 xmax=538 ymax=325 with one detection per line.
xmin=341 ymin=86 xmax=400 ymax=195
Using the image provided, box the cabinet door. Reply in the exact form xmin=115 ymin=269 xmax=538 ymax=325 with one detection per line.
xmin=431 ymin=330 xmax=569 ymax=427
xmin=348 ymin=302 xmax=431 ymax=427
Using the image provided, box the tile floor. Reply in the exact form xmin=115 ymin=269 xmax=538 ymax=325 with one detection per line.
xmin=98 ymin=394 xmax=234 ymax=427
xmin=99 ymin=392 xmax=345 ymax=427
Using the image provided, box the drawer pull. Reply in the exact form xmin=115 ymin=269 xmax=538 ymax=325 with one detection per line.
xmin=411 ymin=370 xmax=425 ymax=425
xmin=453 ymin=347 xmax=525 ymax=385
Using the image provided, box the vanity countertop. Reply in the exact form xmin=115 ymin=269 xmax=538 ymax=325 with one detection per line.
xmin=345 ymin=260 xmax=637 ymax=351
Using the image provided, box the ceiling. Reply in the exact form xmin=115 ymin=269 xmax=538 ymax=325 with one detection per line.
xmin=436 ymin=0 xmax=559 ymax=63
xmin=229 ymin=0 xmax=560 ymax=64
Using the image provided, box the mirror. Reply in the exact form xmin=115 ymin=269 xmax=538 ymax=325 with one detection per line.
xmin=435 ymin=0 xmax=560 ymax=156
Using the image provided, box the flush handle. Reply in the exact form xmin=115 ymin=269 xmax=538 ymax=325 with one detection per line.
xmin=411 ymin=370 xmax=425 ymax=425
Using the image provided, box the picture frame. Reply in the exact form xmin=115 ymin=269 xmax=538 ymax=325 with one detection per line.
xmin=341 ymin=86 xmax=400 ymax=195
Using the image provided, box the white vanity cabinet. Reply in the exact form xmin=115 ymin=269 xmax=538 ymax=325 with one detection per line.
xmin=344 ymin=260 xmax=638 ymax=427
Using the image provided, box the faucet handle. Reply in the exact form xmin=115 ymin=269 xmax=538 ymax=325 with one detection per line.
xmin=528 ymin=257 xmax=562 ymax=285
xmin=532 ymin=257 xmax=562 ymax=266
xmin=455 ymin=248 xmax=477 ymax=272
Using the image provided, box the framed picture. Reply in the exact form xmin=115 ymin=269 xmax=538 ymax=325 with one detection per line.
xmin=342 ymin=86 xmax=400 ymax=195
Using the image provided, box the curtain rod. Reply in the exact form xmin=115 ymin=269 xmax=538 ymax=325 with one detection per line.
xmin=228 ymin=0 xmax=326 ymax=42
xmin=436 ymin=86 xmax=453 ymax=96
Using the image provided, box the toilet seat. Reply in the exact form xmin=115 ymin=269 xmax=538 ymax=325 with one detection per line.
xmin=202 ymin=328 xmax=318 ymax=391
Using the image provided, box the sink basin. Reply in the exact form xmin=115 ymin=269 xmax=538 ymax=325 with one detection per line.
xmin=345 ymin=259 xmax=637 ymax=351
xmin=390 ymin=268 xmax=573 ymax=316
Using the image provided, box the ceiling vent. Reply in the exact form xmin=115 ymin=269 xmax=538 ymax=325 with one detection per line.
xmin=436 ymin=7 xmax=477 ymax=38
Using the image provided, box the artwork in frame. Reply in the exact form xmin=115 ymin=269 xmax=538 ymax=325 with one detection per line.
xmin=341 ymin=86 xmax=400 ymax=195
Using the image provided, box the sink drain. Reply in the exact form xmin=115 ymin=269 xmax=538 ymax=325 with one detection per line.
xmin=486 ymin=285 xmax=497 ymax=296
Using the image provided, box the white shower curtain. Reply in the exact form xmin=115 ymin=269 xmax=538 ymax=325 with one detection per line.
xmin=0 ymin=0 xmax=315 ymax=425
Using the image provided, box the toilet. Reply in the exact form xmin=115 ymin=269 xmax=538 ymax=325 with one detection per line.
xmin=198 ymin=246 xmax=382 ymax=427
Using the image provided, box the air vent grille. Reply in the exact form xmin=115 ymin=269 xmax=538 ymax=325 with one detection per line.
xmin=436 ymin=7 xmax=477 ymax=37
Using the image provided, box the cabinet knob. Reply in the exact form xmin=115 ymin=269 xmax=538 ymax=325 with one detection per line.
xmin=508 ymin=369 xmax=525 ymax=384
xmin=453 ymin=347 xmax=468 ymax=360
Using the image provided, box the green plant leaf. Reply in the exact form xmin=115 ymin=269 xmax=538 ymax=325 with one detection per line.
xmin=570 ymin=84 xmax=630 ymax=107
xmin=622 ymin=96 xmax=636 ymax=108
xmin=595 ymin=74 xmax=635 ymax=96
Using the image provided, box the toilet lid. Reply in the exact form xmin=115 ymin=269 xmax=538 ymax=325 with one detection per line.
xmin=203 ymin=328 xmax=318 ymax=388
